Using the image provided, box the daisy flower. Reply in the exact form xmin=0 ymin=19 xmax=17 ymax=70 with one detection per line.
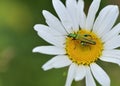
xmin=33 ymin=0 xmax=120 ymax=86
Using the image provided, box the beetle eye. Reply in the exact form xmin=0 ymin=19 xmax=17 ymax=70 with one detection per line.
xmin=84 ymin=34 xmax=89 ymax=37
xmin=84 ymin=34 xmax=92 ymax=38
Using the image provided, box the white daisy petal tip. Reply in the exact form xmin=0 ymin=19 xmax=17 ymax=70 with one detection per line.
xmin=34 ymin=24 xmax=48 ymax=32
xmin=52 ymin=0 xmax=60 ymax=6
xmin=41 ymin=59 xmax=54 ymax=71
xmin=113 ymin=5 xmax=119 ymax=12
xmin=42 ymin=55 xmax=72 ymax=72
xmin=42 ymin=10 xmax=49 ymax=17
xmin=114 ymin=5 xmax=119 ymax=9
xmin=74 ymin=65 xmax=86 ymax=81
xmin=110 ymin=5 xmax=119 ymax=12
xmin=33 ymin=24 xmax=40 ymax=32
xmin=118 ymin=63 xmax=120 ymax=66
xmin=75 ymin=77 xmax=84 ymax=81
xmin=93 ymin=0 xmax=101 ymax=5
xmin=32 ymin=47 xmax=39 ymax=53
xmin=42 ymin=65 xmax=53 ymax=71
xmin=42 ymin=10 xmax=46 ymax=14
xmin=42 ymin=66 xmax=48 ymax=71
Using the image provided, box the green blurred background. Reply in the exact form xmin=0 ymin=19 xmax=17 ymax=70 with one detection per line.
xmin=0 ymin=0 xmax=120 ymax=86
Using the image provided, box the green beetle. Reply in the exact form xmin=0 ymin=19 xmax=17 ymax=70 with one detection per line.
xmin=67 ymin=33 xmax=96 ymax=45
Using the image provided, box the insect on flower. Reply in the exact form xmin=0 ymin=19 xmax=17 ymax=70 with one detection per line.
xmin=67 ymin=33 xmax=96 ymax=46
xmin=33 ymin=0 xmax=120 ymax=86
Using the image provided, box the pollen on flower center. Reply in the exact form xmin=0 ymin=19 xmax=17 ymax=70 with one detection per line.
xmin=65 ymin=30 xmax=103 ymax=65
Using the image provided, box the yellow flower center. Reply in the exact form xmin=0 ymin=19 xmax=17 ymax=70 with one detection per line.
xmin=65 ymin=30 xmax=103 ymax=65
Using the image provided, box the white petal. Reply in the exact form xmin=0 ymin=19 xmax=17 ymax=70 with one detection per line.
xmin=102 ymin=49 xmax=120 ymax=59
xmin=75 ymin=65 xmax=86 ymax=81
xmin=52 ymin=0 xmax=73 ymax=33
xmin=90 ymin=63 xmax=110 ymax=86
xmin=102 ymin=23 xmax=120 ymax=42
xmin=34 ymin=24 xmax=65 ymax=47
xmin=65 ymin=63 xmax=77 ymax=86
xmin=42 ymin=10 xmax=67 ymax=35
xmin=100 ymin=56 xmax=120 ymax=65
xmin=104 ymin=36 xmax=120 ymax=49
xmin=85 ymin=66 xmax=96 ymax=86
xmin=77 ymin=0 xmax=86 ymax=29
xmin=93 ymin=5 xmax=119 ymax=37
xmin=42 ymin=55 xmax=72 ymax=71
xmin=85 ymin=0 xmax=101 ymax=30
xmin=32 ymin=46 xmax=66 ymax=55
xmin=66 ymin=0 xmax=79 ymax=31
